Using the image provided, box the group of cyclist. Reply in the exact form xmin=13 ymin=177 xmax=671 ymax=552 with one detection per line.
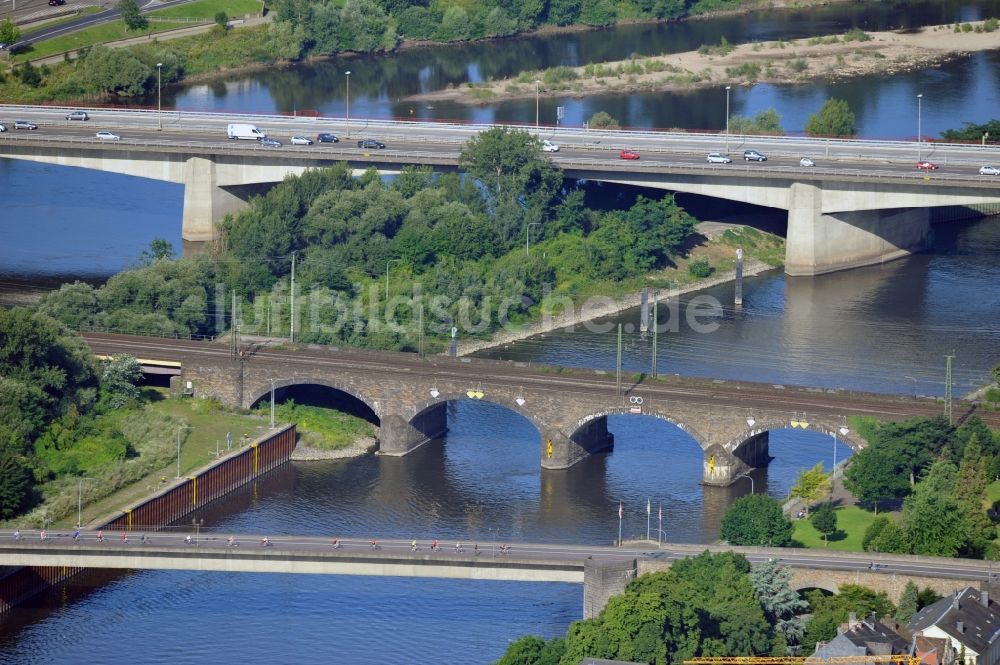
xmin=11 ymin=529 xmax=512 ymax=554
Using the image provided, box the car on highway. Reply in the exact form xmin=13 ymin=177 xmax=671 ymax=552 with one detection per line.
xmin=799 ymin=157 xmax=815 ymax=167
xmin=290 ymin=135 xmax=313 ymax=145
xmin=14 ymin=120 xmax=38 ymax=130
xmin=48 ymin=0 xmax=66 ymax=5
xmin=95 ymin=131 xmax=119 ymax=140
xmin=542 ymin=139 xmax=559 ymax=152
xmin=916 ymin=161 xmax=939 ymax=170
xmin=317 ymin=133 xmax=339 ymax=143
xmin=743 ymin=149 xmax=767 ymax=162
xmin=707 ymin=152 xmax=731 ymax=164
xmin=0 ymin=123 xmax=6 ymax=132
xmin=619 ymin=149 xmax=640 ymax=160
xmin=66 ymin=111 xmax=89 ymax=121
xmin=358 ymin=138 xmax=386 ymax=149
xmin=259 ymin=137 xmax=282 ymax=147
xmin=979 ymin=165 xmax=1000 ymax=176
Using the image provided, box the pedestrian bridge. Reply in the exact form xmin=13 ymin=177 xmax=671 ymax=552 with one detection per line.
xmin=0 ymin=532 xmax=987 ymax=619
xmin=3 ymin=105 xmax=1000 ymax=275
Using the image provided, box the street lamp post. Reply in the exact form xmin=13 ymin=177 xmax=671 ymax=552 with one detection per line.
xmin=385 ymin=259 xmax=402 ymax=300
xmin=739 ymin=472 xmax=754 ymax=494
xmin=903 ymin=375 xmax=917 ymax=396
xmin=76 ymin=477 xmax=94 ymax=528
xmin=525 ymin=222 xmax=541 ymax=256
xmin=270 ymin=378 xmax=291 ymax=429
xmin=917 ymin=93 xmax=923 ymax=161
xmin=534 ymin=80 xmax=541 ymax=131
xmin=725 ymin=85 xmax=731 ymax=152
xmin=176 ymin=425 xmax=192 ymax=478
xmin=156 ymin=63 xmax=163 ymax=131
xmin=345 ymin=70 xmax=352 ymax=138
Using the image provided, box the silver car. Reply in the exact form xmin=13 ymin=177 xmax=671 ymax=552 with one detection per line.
xmin=707 ymin=152 xmax=732 ymax=164
xmin=979 ymin=165 xmax=1000 ymax=176
xmin=66 ymin=111 xmax=89 ymax=121
xmin=290 ymin=135 xmax=313 ymax=145
xmin=800 ymin=157 xmax=815 ymax=167
xmin=95 ymin=131 xmax=120 ymax=140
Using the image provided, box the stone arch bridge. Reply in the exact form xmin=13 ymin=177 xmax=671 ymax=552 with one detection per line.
xmin=80 ymin=335 xmax=993 ymax=487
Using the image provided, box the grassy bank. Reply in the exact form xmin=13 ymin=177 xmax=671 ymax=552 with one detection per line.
xmin=258 ymin=402 xmax=376 ymax=450
xmin=3 ymin=390 xmax=271 ymax=529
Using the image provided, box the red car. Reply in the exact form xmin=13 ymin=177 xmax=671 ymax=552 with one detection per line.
xmin=916 ymin=161 xmax=939 ymax=170
xmin=619 ymin=149 xmax=640 ymax=160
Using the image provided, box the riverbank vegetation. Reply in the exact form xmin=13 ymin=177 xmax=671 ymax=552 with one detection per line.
xmin=494 ymin=551 xmax=940 ymax=664
xmin=37 ymin=127 xmax=781 ymax=351
xmin=0 ymin=306 xmax=280 ymax=525
xmin=255 ymin=401 xmax=375 ymax=449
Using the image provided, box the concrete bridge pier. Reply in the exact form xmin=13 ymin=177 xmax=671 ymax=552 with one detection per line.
xmin=181 ymin=156 xmax=252 ymax=242
xmin=702 ymin=434 xmax=770 ymax=486
xmin=377 ymin=404 xmax=448 ymax=456
xmin=583 ymin=556 xmax=637 ymax=619
xmin=785 ymin=182 xmax=931 ymax=276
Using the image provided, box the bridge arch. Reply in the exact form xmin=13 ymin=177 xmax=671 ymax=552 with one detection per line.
xmin=406 ymin=392 xmax=549 ymax=437
xmin=570 ymin=407 xmax=710 ymax=451
xmin=245 ymin=378 xmax=382 ymax=423
xmin=725 ymin=420 xmax=866 ymax=458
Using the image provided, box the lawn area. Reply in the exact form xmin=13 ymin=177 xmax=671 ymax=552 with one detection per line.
xmin=150 ymin=0 xmax=262 ymax=20
xmin=11 ymin=0 xmax=260 ymax=62
xmin=792 ymin=505 xmax=876 ymax=551
xmin=57 ymin=393 xmax=272 ymax=528
xmin=986 ymin=479 xmax=1000 ymax=505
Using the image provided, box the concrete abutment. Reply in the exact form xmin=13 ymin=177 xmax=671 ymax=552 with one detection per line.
xmin=378 ymin=403 xmax=448 ymax=456
xmin=181 ymin=156 xmax=251 ymax=242
xmin=785 ymin=182 xmax=931 ymax=276
xmin=583 ymin=556 xmax=637 ymax=619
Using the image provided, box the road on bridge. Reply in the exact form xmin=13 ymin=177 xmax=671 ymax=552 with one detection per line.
xmin=79 ymin=333 xmax=1000 ymax=429
xmin=0 ymin=528 xmax=993 ymax=585
xmin=3 ymin=104 xmax=1000 ymax=185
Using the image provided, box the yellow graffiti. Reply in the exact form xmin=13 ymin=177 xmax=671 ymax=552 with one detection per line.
xmin=709 ymin=455 xmax=716 ymax=474
xmin=547 ymin=439 xmax=553 ymax=459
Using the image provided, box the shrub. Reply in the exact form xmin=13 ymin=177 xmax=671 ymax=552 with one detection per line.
xmin=843 ymin=27 xmax=871 ymax=42
xmin=984 ymin=17 xmax=999 ymax=32
xmin=788 ymin=57 xmax=808 ymax=73
xmin=725 ymin=62 xmax=761 ymax=80
xmin=688 ymin=257 xmax=713 ymax=278
xmin=588 ymin=111 xmax=620 ymax=129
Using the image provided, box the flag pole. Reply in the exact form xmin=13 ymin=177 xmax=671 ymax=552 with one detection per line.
xmin=646 ymin=497 xmax=651 ymax=542
xmin=658 ymin=501 xmax=662 ymax=546
xmin=618 ymin=501 xmax=623 ymax=547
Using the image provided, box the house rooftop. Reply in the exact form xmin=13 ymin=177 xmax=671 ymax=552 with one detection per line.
xmin=909 ymin=587 xmax=1000 ymax=656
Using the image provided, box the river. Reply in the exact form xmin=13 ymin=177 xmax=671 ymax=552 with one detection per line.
xmin=2 ymin=1 xmax=1000 ymax=661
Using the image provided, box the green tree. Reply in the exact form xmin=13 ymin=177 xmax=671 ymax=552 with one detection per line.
xmin=749 ymin=559 xmax=807 ymax=644
xmin=137 ymin=238 xmax=175 ymax=266
xmin=119 ymin=0 xmax=149 ymax=31
xmin=84 ymin=45 xmax=152 ymax=96
xmin=866 ymin=516 xmax=911 ymax=554
xmin=0 ymin=17 xmax=21 ymax=47
xmin=805 ymin=98 xmax=856 ymax=137
xmin=214 ymin=11 xmax=229 ymax=28
xmin=720 ymin=494 xmax=794 ymax=547
xmin=0 ymin=450 xmax=32 ymax=519
xmin=790 ymin=462 xmax=832 ymax=512
xmin=955 ymin=435 xmax=994 ymax=557
xmin=588 ymin=111 xmax=620 ymax=129
xmin=895 ymin=581 xmax=920 ymax=624
xmin=37 ymin=281 xmax=102 ymax=331
xmin=901 ymin=460 xmax=966 ymax=557
xmin=843 ymin=444 xmax=911 ymax=513
xmin=810 ymin=502 xmax=838 ymax=545
xmin=547 ymin=0 xmax=581 ymax=25
xmin=101 ymin=354 xmax=142 ymax=408
xmin=496 ymin=635 xmax=545 ymax=664
xmin=458 ymin=126 xmax=544 ymax=204
xmin=992 ymin=361 xmax=1000 ymax=386
xmin=729 ymin=108 xmax=785 ymax=136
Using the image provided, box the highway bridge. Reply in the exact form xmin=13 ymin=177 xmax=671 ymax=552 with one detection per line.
xmin=81 ymin=333 xmax=1000 ymax=483
xmin=0 ymin=529 xmax=988 ymax=618
xmin=3 ymin=104 xmax=1000 ymax=275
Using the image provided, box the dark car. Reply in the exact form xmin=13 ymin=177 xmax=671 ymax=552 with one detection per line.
xmin=743 ymin=149 xmax=767 ymax=162
xmin=357 ymin=138 xmax=386 ymax=149
xmin=66 ymin=111 xmax=89 ymax=121
xmin=14 ymin=120 xmax=38 ymax=130
xmin=317 ymin=132 xmax=339 ymax=143
xmin=48 ymin=0 xmax=66 ymax=5
xmin=259 ymin=137 xmax=282 ymax=147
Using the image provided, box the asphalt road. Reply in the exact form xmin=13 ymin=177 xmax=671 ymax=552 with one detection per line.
xmin=9 ymin=0 xmax=196 ymax=49
xmin=2 ymin=104 xmax=1000 ymax=186
xmin=79 ymin=333 xmax=1000 ymax=428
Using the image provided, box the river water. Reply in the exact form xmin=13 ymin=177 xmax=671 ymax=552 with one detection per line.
xmin=2 ymin=2 xmax=1000 ymax=661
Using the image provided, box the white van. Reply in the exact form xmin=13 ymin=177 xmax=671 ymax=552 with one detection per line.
xmin=227 ymin=123 xmax=267 ymax=140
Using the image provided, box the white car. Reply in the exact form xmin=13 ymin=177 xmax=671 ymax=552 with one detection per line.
xmin=290 ymin=135 xmax=313 ymax=145
xmin=542 ymin=139 xmax=559 ymax=152
xmin=707 ymin=153 xmax=731 ymax=164
xmin=799 ymin=157 xmax=815 ymax=167
xmin=979 ymin=165 xmax=1000 ymax=176
xmin=0 ymin=123 xmax=6 ymax=132
xmin=95 ymin=131 xmax=120 ymax=141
